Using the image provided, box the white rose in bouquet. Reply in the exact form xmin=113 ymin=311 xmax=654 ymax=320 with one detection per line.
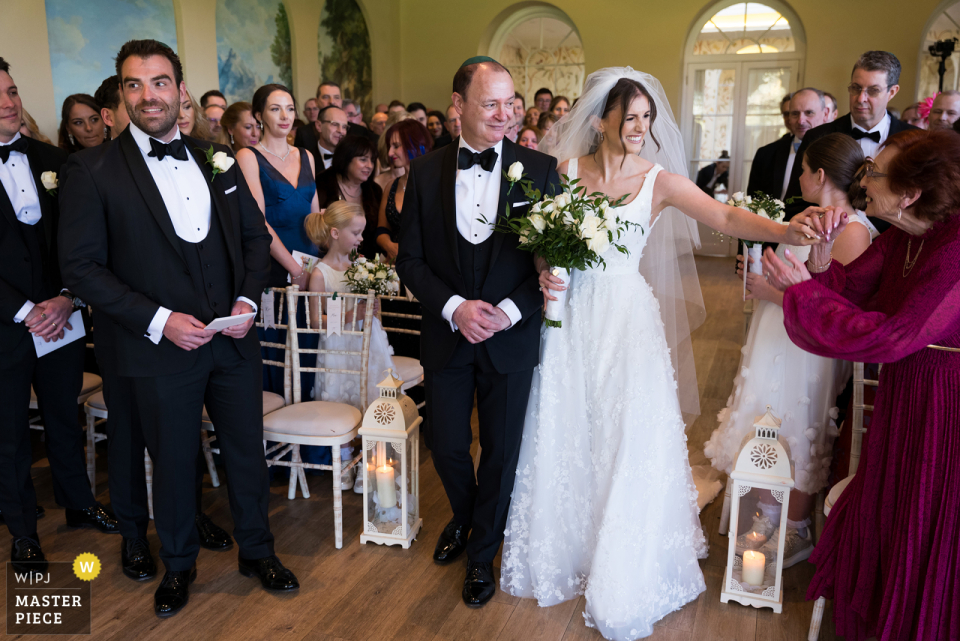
xmin=375 ymin=269 xmax=387 ymax=279
xmin=541 ymin=199 xmax=555 ymax=214
xmin=529 ymin=213 xmax=547 ymax=233
xmin=561 ymin=210 xmax=576 ymax=227
xmin=580 ymin=216 xmax=610 ymax=255
xmin=357 ymin=256 xmax=367 ymax=264
xmin=553 ymin=192 xmax=571 ymax=209
xmin=531 ymin=201 xmax=542 ymax=214
xmin=598 ymin=199 xmax=613 ymax=220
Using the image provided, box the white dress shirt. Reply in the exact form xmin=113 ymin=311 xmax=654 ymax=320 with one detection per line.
xmin=440 ymin=137 xmax=521 ymax=332
xmin=851 ymin=113 xmax=890 ymax=159
xmin=318 ymin=144 xmax=334 ymax=170
xmin=2 ymin=133 xmax=44 ymax=322
xmin=128 ymin=124 xmax=256 ymax=343
xmin=781 ymin=136 xmax=801 ymax=199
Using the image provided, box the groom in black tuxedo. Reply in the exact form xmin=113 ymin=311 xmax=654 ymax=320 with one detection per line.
xmin=58 ymin=40 xmax=298 ymax=618
xmin=397 ymin=57 xmax=560 ymax=608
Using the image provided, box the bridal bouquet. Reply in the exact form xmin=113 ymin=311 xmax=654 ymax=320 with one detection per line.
xmin=485 ymin=163 xmax=638 ymax=327
xmin=344 ymin=253 xmax=401 ymax=296
xmin=727 ymin=191 xmax=789 ymax=284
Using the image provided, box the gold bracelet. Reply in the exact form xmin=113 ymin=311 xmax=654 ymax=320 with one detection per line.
xmin=807 ymin=253 xmax=833 ymax=273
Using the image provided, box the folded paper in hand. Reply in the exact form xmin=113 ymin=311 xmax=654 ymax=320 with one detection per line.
xmin=33 ymin=310 xmax=85 ymax=357
xmin=203 ymin=312 xmax=256 ymax=332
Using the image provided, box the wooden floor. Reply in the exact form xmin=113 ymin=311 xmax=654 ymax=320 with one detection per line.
xmin=5 ymin=256 xmax=838 ymax=641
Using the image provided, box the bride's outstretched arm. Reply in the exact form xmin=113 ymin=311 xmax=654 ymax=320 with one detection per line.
xmin=654 ymin=171 xmax=823 ymax=246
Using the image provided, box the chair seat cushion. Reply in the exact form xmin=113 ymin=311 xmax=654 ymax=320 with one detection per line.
xmin=202 ymin=391 xmax=287 ymax=422
xmin=824 ymin=475 xmax=854 ymax=517
xmin=263 ymin=401 xmax=362 ymax=437
xmin=86 ymin=391 xmax=107 ymax=411
xmin=394 ymin=356 xmax=424 ymax=391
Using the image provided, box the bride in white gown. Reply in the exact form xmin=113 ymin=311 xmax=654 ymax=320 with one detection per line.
xmin=500 ymin=68 xmax=824 ymax=640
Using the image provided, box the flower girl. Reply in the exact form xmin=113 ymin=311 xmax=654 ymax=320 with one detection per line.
xmin=304 ymin=202 xmax=397 ymax=490
xmin=704 ymin=133 xmax=878 ymax=568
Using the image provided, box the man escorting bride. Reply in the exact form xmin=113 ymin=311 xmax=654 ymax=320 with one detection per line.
xmin=401 ymin=62 xmax=823 ymax=640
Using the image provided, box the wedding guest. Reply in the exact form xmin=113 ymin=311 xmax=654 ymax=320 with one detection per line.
xmin=748 ymin=88 xmax=828 ymax=200
xmin=780 ymin=93 xmax=793 ymax=134
xmin=695 ymin=150 xmax=730 ymax=197
xmin=317 ymin=81 xmax=342 ymax=108
xmin=58 ymin=40 xmax=298 ymax=617
xmin=217 ymin=101 xmax=260 ymax=152
xmin=343 ymin=99 xmax=362 ymax=125
xmin=901 ymin=103 xmax=925 ymax=128
xmin=0 ymin=56 xmax=119 ymax=575
xmin=303 ymin=97 xmax=319 ymax=123
xmin=549 ymin=95 xmax=570 ymax=118
xmin=177 ymin=88 xmax=212 ymax=141
xmin=315 ymin=134 xmax=382 ymax=258
xmin=444 ymin=104 xmax=461 ymax=140
xmin=426 ymin=109 xmax=446 ymax=141
xmin=288 ymin=118 xmax=304 ymax=145
xmin=407 ymin=102 xmax=428 ymax=127
xmin=310 ymin=105 xmax=347 ymax=177
xmin=513 ymin=92 xmax=525 ymax=124
xmin=19 ymin=108 xmax=52 ymax=145
xmin=204 ymin=104 xmax=224 ymax=138
xmin=524 ymin=106 xmax=540 ymax=128
xmin=370 ymin=111 xmax=388 ymax=136
xmin=504 ymin=117 xmax=520 ymax=143
xmin=823 ymin=91 xmax=839 ymax=122
xmin=706 ymin=133 xmax=875 ymax=569
xmin=534 ymin=87 xmax=552 ymax=112
xmin=763 ymin=128 xmax=960 ymax=641
xmin=94 ymin=75 xmax=130 ymax=139
xmin=928 ymin=90 xmax=960 ymax=130
xmin=376 ymin=119 xmax=432 ymax=261
xmin=374 ymin=110 xmax=414 ymax=191
xmin=785 ymin=51 xmax=917 ymax=229
xmin=199 ymin=89 xmax=226 ymax=109
xmin=375 ymin=103 xmax=388 ymax=114
xmin=537 ymin=111 xmax=558 ymax=135
xmin=517 ymin=125 xmax=540 ymax=149
xmin=58 ymin=93 xmax=106 ymax=153
xmin=388 ymin=100 xmax=406 ymax=113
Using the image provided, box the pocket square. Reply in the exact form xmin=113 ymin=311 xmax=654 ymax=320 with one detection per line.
xmin=512 ymin=201 xmax=530 ymax=207
xmin=224 ymin=185 xmax=237 ymax=195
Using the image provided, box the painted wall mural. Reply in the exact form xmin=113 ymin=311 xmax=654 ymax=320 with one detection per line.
xmin=45 ymin=0 xmax=178 ymax=116
xmin=318 ymin=0 xmax=373 ymax=118
xmin=217 ymin=0 xmax=292 ymax=104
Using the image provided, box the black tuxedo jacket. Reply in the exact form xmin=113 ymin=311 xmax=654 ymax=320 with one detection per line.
xmin=747 ymin=133 xmax=793 ymax=198
xmin=57 ymin=129 xmax=271 ymax=378
xmin=695 ymin=163 xmax=728 ymax=197
xmin=396 ymin=138 xmax=560 ymax=373
xmin=0 ymin=138 xmax=68 ymax=351
xmin=784 ymin=113 xmax=918 ymax=230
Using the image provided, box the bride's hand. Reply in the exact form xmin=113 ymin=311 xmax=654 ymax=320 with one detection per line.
xmin=783 ymin=207 xmax=826 ymax=246
xmin=539 ymin=265 xmax=565 ymax=305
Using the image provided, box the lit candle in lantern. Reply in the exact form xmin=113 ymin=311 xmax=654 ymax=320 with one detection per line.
xmin=742 ymin=550 xmax=766 ymax=586
xmin=376 ymin=461 xmax=397 ymax=509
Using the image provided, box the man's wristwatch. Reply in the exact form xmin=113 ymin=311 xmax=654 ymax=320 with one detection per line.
xmin=58 ymin=291 xmax=83 ymax=310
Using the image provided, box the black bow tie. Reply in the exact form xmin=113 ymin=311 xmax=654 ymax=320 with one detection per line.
xmin=148 ymin=137 xmax=188 ymax=162
xmin=0 ymin=136 xmax=29 ymax=164
xmin=458 ymin=146 xmax=498 ymax=172
xmin=851 ymin=129 xmax=881 ymax=143
xmin=322 ymin=153 xmax=333 ymax=161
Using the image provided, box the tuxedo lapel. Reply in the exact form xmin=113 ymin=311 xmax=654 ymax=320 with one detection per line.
xmin=441 ymin=140 xmax=461 ymax=275
xmin=118 ymin=129 xmax=187 ymax=266
xmin=24 ymin=139 xmax=55 ymax=249
xmin=0 ymin=174 xmax=20 ymax=236
xmin=772 ymin=135 xmax=792 ymax=189
xmin=186 ymin=138 xmax=237 ymax=267
xmin=488 ymin=139 xmax=516 ymax=271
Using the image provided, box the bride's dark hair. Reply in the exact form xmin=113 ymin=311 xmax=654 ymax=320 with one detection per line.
xmin=600 ymin=78 xmax=661 ymax=157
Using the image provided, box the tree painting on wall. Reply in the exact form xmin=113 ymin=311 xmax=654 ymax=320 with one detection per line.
xmin=217 ymin=0 xmax=292 ymax=103
xmin=318 ymin=0 xmax=373 ymax=119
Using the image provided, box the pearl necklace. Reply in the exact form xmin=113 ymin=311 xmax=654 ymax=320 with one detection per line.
xmin=258 ymin=141 xmax=292 ymax=162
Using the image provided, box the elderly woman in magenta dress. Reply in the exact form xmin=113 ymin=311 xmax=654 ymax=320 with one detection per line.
xmin=762 ymin=129 xmax=960 ymax=641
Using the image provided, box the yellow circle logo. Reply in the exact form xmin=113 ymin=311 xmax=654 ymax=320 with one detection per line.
xmin=73 ymin=553 xmax=100 ymax=581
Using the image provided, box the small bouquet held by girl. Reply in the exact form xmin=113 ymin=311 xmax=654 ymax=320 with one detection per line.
xmin=726 ymin=191 xmax=788 ymax=300
xmin=343 ymin=253 xmax=401 ymax=296
xmin=487 ymin=162 xmax=638 ymax=327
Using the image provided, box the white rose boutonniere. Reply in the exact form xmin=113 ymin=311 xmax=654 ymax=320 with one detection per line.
xmin=204 ymin=147 xmax=235 ymax=182
xmin=506 ymin=161 xmax=524 ymax=185
xmin=40 ymin=171 xmax=58 ymax=195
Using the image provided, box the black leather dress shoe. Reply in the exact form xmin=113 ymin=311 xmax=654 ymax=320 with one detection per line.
xmin=154 ymin=566 xmax=197 ymax=618
xmin=196 ymin=512 xmax=233 ymax=551
xmin=65 ymin=503 xmax=120 ymax=534
xmin=462 ymin=561 xmax=495 ymax=608
xmin=0 ymin=504 xmax=45 ymax=524
xmin=238 ymin=555 xmax=299 ymax=591
xmin=433 ymin=520 xmax=469 ymax=564
xmin=11 ymin=535 xmax=47 ymax=574
xmin=121 ymin=537 xmax=157 ymax=581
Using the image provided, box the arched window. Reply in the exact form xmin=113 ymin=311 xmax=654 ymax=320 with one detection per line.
xmin=485 ymin=6 xmax=585 ymax=108
xmin=918 ymin=2 xmax=960 ymax=100
xmin=681 ymin=1 xmax=805 ymax=255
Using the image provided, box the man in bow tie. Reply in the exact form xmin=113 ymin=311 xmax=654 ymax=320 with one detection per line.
xmin=747 ymin=87 xmax=828 ymax=201
xmin=57 ymin=39 xmax=298 ymax=619
xmin=396 ymin=57 xmax=560 ymax=608
xmin=784 ymin=51 xmax=917 ymax=231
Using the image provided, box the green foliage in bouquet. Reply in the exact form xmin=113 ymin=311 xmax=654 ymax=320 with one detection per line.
xmin=727 ymin=191 xmax=797 ymax=247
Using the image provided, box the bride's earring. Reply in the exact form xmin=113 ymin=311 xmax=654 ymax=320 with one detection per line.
xmin=599 ymin=131 xmax=604 ymax=142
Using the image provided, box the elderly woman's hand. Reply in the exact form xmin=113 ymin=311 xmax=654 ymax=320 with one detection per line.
xmin=761 ymin=247 xmax=811 ymax=291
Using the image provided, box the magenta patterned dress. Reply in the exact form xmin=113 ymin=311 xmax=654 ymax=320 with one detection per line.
xmin=781 ymin=214 xmax=960 ymax=641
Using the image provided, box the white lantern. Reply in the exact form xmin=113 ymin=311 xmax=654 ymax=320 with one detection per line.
xmin=721 ymin=405 xmax=794 ymax=613
xmin=359 ymin=369 xmax=422 ymax=548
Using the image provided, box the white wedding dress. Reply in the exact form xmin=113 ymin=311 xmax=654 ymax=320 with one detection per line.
xmin=501 ymin=159 xmax=707 ymax=641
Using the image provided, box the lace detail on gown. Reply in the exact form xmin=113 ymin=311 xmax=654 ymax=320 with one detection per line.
xmin=501 ymin=159 xmax=707 ymax=641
